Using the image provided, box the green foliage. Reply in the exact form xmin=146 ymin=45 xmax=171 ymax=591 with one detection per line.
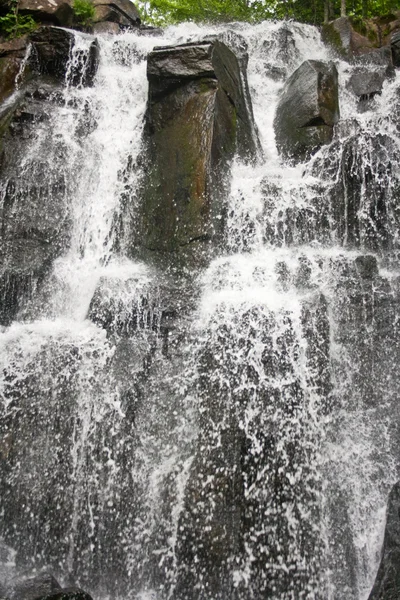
xmin=138 ymin=0 xmax=399 ymax=26
xmin=72 ymin=0 xmax=95 ymax=25
xmin=0 ymin=1 xmax=37 ymax=38
xmin=137 ymin=0 xmax=273 ymax=25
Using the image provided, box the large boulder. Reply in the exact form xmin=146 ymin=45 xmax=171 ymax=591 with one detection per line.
xmin=138 ymin=40 xmax=262 ymax=256
xmin=274 ymin=60 xmax=339 ymax=162
xmin=92 ymin=0 xmax=140 ymax=28
xmin=19 ymin=0 xmax=73 ymax=27
xmin=368 ymin=482 xmax=400 ymax=600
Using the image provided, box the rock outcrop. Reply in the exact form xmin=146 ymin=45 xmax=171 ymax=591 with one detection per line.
xmin=322 ymin=14 xmax=400 ymax=59
xmin=15 ymin=0 xmax=141 ymax=29
xmin=368 ymin=482 xmax=400 ymax=600
xmin=138 ymin=40 xmax=262 ymax=256
xmin=30 ymin=26 xmax=99 ymax=85
xmin=322 ymin=17 xmax=374 ymax=57
xmin=274 ymin=60 xmax=339 ymax=161
xmin=19 ymin=0 xmax=73 ymax=27
xmin=92 ymin=0 xmax=141 ymax=28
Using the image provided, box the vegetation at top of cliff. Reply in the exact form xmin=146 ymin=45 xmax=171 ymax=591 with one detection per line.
xmin=137 ymin=0 xmax=399 ymax=26
xmin=0 ymin=0 xmax=37 ymax=37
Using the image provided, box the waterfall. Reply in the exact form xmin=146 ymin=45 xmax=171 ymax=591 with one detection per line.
xmin=0 ymin=18 xmax=399 ymax=600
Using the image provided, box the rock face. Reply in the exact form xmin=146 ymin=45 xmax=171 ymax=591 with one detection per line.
xmin=0 ymin=37 xmax=30 ymax=104
xmin=310 ymin=126 xmax=400 ymax=251
xmin=368 ymin=482 xmax=400 ymax=600
xmin=30 ymin=26 xmax=99 ymax=85
xmin=0 ymin=27 xmax=99 ymax=326
xmin=392 ymin=31 xmax=400 ymax=67
xmin=322 ymin=17 xmax=374 ymax=57
xmin=138 ymin=40 xmax=262 ymax=255
xmin=92 ymin=0 xmax=141 ymax=28
xmin=274 ymin=60 xmax=339 ymax=161
xmin=19 ymin=0 xmax=73 ymax=27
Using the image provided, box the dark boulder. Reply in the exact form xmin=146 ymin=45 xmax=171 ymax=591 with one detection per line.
xmin=392 ymin=31 xmax=400 ymax=67
xmin=138 ymin=40 xmax=262 ymax=255
xmin=274 ymin=60 xmax=339 ymax=161
xmin=30 ymin=27 xmax=99 ymax=86
xmin=19 ymin=0 xmax=73 ymax=26
xmin=368 ymin=482 xmax=400 ymax=600
xmin=9 ymin=572 xmax=61 ymax=600
xmin=92 ymin=0 xmax=140 ymax=28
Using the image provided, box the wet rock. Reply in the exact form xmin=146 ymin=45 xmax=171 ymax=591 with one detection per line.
xmin=368 ymin=482 xmax=400 ymax=600
xmin=274 ymin=60 xmax=339 ymax=161
xmin=87 ymin=274 xmax=163 ymax=336
xmin=355 ymin=255 xmax=379 ymax=279
xmin=348 ymin=47 xmax=395 ymax=100
xmin=310 ymin=130 xmax=400 ymax=251
xmin=392 ymin=31 xmax=400 ymax=67
xmin=175 ymin=290 xmax=331 ymax=599
xmin=0 ymin=80 xmax=78 ymax=325
xmin=348 ymin=69 xmax=386 ymax=99
xmin=139 ymin=40 xmax=262 ymax=255
xmin=92 ymin=21 xmax=120 ymax=35
xmin=265 ymin=64 xmax=286 ymax=81
xmin=136 ymin=24 xmax=164 ymax=36
xmin=0 ymin=36 xmax=30 ymax=103
xmin=30 ymin=27 xmax=99 ymax=86
xmin=92 ymin=0 xmax=140 ymax=28
xmin=32 ymin=588 xmax=93 ymax=600
xmin=9 ymin=572 xmax=61 ymax=600
xmin=19 ymin=0 xmax=73 ymax=26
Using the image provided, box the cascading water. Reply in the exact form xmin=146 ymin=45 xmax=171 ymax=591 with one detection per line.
xmin=0 ymin=18 xmax=400 ymax=600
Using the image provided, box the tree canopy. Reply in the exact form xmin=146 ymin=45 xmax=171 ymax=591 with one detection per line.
xmin=137 ymin=0 xmax=399 ymax=26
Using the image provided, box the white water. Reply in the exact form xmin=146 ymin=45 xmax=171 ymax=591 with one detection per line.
xmin=0 ymin=19 xmax=399 ymax=600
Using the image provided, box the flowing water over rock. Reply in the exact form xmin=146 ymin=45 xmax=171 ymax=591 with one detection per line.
xmin=0 ymin=19 xmax=400 ymax=600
